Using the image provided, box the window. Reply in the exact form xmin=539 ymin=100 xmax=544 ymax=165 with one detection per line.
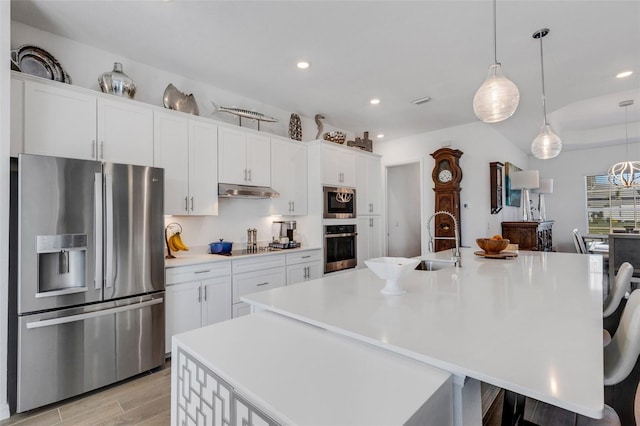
xmin=586 ymin=174 xmax=640 ymax=234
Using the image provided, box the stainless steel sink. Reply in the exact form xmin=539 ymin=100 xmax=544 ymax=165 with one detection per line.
xmin=415 ymin=260 xmax=456 ymax=271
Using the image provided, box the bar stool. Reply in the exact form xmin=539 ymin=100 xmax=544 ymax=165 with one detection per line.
xmin=603 ymin=262 xmax=633 ymax=346
xmin=522 ymin=290 xmax=640 ymax=425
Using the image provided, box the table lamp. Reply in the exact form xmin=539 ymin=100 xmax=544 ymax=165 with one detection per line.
xmin=532 ymin=178 xmax=553 ymax=221
xmin=510 ymin=170 xmax=539 ymax=221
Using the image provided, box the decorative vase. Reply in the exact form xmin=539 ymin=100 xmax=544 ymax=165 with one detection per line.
xmin=289 ymin=113 xmax=302 ymax=141
xmin=98 ymin=62 xmax=136 ymax=99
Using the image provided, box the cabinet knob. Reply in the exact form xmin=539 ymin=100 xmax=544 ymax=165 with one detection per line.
xmin=184 ymin=197 xmax=189 ymax=212
xmin=92 ymin=140 xmax=96 ymax=159
xmin=100 ymin=141 xmax=104 ymax=160
xmin=190 ymin=196 xmax=194 ymax=211
xmin=248 ymin=169 xmax=252 ymax=182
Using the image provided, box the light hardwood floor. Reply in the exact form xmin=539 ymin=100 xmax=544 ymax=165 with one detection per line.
xmin=0 ymin=362 xmax=171 ymax=426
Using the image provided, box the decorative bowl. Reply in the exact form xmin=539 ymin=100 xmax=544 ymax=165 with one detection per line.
xmin=476 ymin=238 xmax=510 ymax=254
xmin=163 ymin=83 xmax=199 ymax=116
xmin=365 ymin=257 xmax=421 ymax=295
xmin=323 ymin=131 xmax=346 ymax=144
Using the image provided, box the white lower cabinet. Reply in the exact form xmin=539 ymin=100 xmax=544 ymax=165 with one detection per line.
xmin=165 ymin=262 xmax=232 ymax=354
xmin=232 ymin=255 xmax=286 ymax=318
xmin=285 ymin=250 xmax=322 ymax=285
xmin=357 ymin=216 xmax=383 ymax=268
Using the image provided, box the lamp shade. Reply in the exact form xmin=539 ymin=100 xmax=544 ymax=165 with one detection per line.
xmin=510 ymin=170 xmax=540 ymax=190
xmin=533 ymin=178 xmax=553 ymax=194
xmin=473 ymin=64 xmax=520 ymax=123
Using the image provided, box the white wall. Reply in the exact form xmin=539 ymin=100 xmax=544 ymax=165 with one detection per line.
xmin=11 ymin=22 xmax=353 ymax=143
xmin=375 ymin=122 xmax=529 ymax=254
xmin=531 ymin=141 xmax=640 ymax=253
xmin=1 ymin=1 xmax=11 ymax=420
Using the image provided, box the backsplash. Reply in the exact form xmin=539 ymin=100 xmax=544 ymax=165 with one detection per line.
xmin=164 ymin=198 xmax=309 ymax=254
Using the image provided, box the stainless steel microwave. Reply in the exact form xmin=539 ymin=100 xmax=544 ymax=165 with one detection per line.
xmin=323 ymin=186 xmax=356 ymax=219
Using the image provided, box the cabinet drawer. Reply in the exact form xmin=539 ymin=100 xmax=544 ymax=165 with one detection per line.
xmin=166 ymin=261 xmax=231 ymax=285
xmin=286 ymin=250 xmax=322 ymax=265
xmin=232 ymin=254 xmax=285 ymax=274
xmin=233 ymin=268 xmax=285 ymax=303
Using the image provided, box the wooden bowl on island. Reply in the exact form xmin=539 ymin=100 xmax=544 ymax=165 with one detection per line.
xmin=476 ymin=238 xmax=510 ymax=254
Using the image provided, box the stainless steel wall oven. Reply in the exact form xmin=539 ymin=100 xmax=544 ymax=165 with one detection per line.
xmin=324 ymin=224 xmax=357 ymax=273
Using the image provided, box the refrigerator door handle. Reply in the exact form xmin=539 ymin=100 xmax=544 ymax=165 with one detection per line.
xmin=26 ymin=298 xmax=164 ymax=329
xmin=105 ymin=173 xmax=114 ymax=289
xmin=94 ymin=173 xmax=103 ymax=290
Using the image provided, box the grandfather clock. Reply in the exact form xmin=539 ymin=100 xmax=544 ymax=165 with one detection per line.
xmin=431 ymin=148 xmax=463 ymax=252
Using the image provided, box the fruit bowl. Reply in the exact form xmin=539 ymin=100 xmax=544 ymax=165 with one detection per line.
xmin=476 ymin=238 xmax=510 ymax=254
xmin=364 ymin=257 xmax=421 ymax=295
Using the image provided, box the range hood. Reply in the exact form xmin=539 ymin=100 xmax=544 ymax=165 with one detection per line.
xmin=218 ymin=183 xmax=280 ymax=199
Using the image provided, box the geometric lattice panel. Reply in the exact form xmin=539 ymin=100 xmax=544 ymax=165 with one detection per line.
xmin=233 ymin=392 xmax=280 ymax=426
xmin=174 ymin=347 xmax=280 ymax=426
xmin=175 ymin=347 xmax=232 ymax=426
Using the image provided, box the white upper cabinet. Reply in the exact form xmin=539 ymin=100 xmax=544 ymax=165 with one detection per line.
xmin=96 ymin=97 xmax=153 ymax=166
xmin=154 ymin=111 xmax=218 ymax=216
xmin=271 ymin=138 xmax=308 ymax=215
xmin=21 ymin=78 xmax=154 ymax=166
xmin=356 ymin=152 xmax=382 ymax=215
xmin=218 ymin=126 xmax=271 ymax=187
xmin=24 ymin=79 xmax=97 ymax=160
xmin=189 ymin=120 xmax=219 ymax=215
xmin=321 ymin=143 xmax=356 ymax=187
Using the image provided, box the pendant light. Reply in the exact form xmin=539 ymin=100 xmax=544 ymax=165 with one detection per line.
xmin=473 ymin=0 xmax=520 ymax=123
xmin=607 ymin=100 xmax=639 ymax=187
xmin=531 ymin=29 xmax=562 ymax=159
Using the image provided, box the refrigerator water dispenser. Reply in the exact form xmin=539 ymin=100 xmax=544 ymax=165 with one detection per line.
xmin=37 ymin=234 xmax=87 ymax=296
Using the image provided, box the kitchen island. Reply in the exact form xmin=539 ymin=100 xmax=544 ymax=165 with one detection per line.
xmin=171 ymin=310 xmax=454 ymax=425
xmin=242 ymin=248 xmax=605 ymax=425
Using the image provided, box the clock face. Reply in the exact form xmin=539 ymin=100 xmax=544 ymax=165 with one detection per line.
xmin=438 ymin=169 xmax=453 ymax=183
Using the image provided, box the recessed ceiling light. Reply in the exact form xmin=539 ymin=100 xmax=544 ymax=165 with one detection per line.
xmin=370 ymin=98 xmax=380 ymax=105
xmin=616 ymin=70 xmax=633 ymax=79
xmin=376 ymin=134 xmax=384 ymax=139
xmin=296 ymin=61 xmax=310 ymax=70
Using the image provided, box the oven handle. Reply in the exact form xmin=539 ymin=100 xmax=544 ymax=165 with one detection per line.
xmin=325 ymin=233 xmax=358 ymax=238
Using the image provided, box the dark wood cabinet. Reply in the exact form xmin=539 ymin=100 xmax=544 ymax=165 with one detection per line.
xmin=490 ymin=162 xmax=503 ymax=214
xmin=501 ymin=221 xmax=554 ymax=251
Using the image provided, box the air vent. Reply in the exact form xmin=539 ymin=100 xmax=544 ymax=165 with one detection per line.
xmin=412 ymin=96 xmax=432 ymax=105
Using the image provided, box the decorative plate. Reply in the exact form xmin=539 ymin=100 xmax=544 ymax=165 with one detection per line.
xmin=11 ymin=45 xmax=71 ymax=84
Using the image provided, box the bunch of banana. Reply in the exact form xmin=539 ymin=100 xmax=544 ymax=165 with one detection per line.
xmin=168 ymin=232 xmax=189 ymax=252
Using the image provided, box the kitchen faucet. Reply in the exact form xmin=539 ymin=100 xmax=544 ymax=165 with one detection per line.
xmin=427 ymin=210 xmax=461 ymax=267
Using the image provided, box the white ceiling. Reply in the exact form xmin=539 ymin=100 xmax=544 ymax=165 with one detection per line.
xmin=10 ymin=0 xmax=640 ymax=153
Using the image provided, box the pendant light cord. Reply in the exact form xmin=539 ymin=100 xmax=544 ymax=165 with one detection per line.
xmin=625 ymin=104 xmax=630 ymax=159
xmin=539 ymin=35 xmax=549 ymax=125
xmin=493 ymin=0 xmax=498 ymax=64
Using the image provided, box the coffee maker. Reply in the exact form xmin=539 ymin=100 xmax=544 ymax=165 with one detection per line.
xmin=271 ymin=221 xmax=299 ymax=248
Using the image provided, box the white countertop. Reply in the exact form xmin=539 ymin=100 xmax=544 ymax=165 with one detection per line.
xmin=164 ymin=246 xmax=321 ymax=268
xmin=242 ymin=248 xmax=605 ymax=419
xmin=174 ymin=310 xmax=454 ymax=425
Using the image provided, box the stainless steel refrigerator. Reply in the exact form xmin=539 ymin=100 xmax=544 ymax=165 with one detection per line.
xmin=8 ymin=154 xmax=165 ymax=413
